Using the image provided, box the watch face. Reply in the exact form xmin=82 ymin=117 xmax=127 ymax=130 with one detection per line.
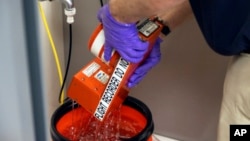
xmin=137 ymin=19 xmax=159 ymax=37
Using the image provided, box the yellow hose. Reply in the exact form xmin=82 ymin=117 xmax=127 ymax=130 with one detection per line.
xmin=38 ymin=2 xmax=65 ymax=104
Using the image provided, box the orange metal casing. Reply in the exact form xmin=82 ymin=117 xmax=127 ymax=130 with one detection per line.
xmin=67 ymin=18 xmax=163 ymax=121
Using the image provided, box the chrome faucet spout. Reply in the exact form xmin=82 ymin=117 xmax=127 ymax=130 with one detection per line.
xmin=61 ymin=0 xmax=74 ymax=10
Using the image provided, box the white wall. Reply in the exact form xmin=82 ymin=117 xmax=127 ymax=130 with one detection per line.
xmin=0 ymin=1 xmax=35 ymax=141
xmin=0 ymin=1 xmax=61 ymax=141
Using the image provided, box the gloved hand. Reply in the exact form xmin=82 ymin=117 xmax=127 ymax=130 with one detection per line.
xmin=97 ymin=4 xmax=149 ymax=63
xmin=127 ymin=38 xmax=162 ymax=88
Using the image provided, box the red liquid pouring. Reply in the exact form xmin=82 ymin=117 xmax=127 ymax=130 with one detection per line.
xmin=56 ymin=104 xmax=147 ymax=141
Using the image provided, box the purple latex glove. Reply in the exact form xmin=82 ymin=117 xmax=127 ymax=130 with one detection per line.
xmin=97 ymin=4 xmax=149 ymax=63
xmin=127 ymin=38 xmax=162 ymax=88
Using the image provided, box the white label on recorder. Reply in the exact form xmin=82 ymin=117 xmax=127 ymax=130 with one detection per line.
xmin=82 ymin=62 xmax=100 ymax=77
xmin=94 ymin=57 xmax=130 ymax=121
xmin=94 ymin=70 xmax=109 ymax=84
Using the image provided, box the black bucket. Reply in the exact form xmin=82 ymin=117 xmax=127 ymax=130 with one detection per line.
xmin=50 ymin=96 xmax=154 ymax=141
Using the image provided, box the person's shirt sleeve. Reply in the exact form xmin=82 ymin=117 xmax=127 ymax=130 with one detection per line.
xmin=189 ymin=0 xmax=250 ymax=55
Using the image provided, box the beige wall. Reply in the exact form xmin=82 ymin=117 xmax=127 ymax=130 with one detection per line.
xmin=130 ymin=18 xmax=229 ymax=141
xmin=38 ymin=1 xmax=65 ymax=131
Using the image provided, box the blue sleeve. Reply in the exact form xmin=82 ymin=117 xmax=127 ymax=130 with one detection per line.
xmin=189 ymin=0 xmax=250 ymax=55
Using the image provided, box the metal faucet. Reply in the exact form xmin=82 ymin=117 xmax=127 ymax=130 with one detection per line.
xmin=39 ymin=0 xmax=76 ymax=24
xmin=61 ymin=0 xmax=74 ymax=10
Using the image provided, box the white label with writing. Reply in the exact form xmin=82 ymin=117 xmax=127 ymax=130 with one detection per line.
xmin=94 ymin=70 xmax=109 ymax=84
xmin=82 ymin=62 xmax=100 ymax=77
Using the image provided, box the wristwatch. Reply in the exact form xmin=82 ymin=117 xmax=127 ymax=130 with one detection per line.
xmin=161 ymin=25 xmax=170 ymax=36
xmin=155 ymin=16 xmax=171 ymax=36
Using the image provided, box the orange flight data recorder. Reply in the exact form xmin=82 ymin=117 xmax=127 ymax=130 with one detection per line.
xmin=67 ymin=17 xmax=164 ymax=121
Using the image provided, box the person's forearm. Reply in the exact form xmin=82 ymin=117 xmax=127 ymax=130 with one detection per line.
xmin=109 ymin=0 xmax=186 ymax=23
xmin=157 ymin=0 xmax=193 ymax=31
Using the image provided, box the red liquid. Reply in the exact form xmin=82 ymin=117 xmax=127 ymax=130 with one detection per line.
xmin=56 ymin=104 xmax=147 ymax=141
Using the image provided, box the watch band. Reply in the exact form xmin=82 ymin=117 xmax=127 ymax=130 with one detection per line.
xmin=161 ymin=25 xmax=170 ymax=36
xmin=155 ymin=16 xmax=171 ymax=36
